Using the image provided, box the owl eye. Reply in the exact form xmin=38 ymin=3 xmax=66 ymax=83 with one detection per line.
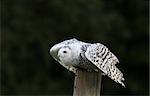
xmin=63 ymin=50 xmax=67 ymax=53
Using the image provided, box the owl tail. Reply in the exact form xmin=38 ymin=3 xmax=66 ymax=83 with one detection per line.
xmin=105 ymin=64 xmax=125 ymax=87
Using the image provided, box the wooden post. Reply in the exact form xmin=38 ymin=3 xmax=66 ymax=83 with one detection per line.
xmin=73 ymin=69 xmax=102 ymax=96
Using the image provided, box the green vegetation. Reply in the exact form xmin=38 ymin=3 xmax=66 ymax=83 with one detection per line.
xmin=1 ymin=0 xmax=149 ymax=95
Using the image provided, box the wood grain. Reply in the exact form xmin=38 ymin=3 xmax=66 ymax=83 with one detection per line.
xmin=73 ymin=69 xmax=102 ymax=96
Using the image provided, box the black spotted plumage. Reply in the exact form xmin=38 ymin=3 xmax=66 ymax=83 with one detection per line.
xmin=50 ymin=38 xmax=125 ymax=87
xmin=85 ymin=43 xmax=125 ymax=87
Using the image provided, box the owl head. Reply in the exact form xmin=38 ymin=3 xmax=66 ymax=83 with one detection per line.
xmin=57 ymin=46 xmax=73 ymax=64
xmin=50 ymin=38 xmax=81 ymax=66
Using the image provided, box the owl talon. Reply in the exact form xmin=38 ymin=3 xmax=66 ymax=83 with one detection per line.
xmin=94 ymin=69 xmax=99 ymax=72
xmin=102 ymin=73 xmax=106 ymax=76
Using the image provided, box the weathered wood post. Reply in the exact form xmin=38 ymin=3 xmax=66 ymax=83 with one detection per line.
xmin=73 ymin=69 xmax=102 ymax=96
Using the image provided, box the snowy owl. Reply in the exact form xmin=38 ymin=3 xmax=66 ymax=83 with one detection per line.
xmin=49 ymin=38 xmax=125 ymax=87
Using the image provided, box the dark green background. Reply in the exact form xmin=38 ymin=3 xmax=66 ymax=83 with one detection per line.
xmin=1 ymin=0 xmax=149 ymax=95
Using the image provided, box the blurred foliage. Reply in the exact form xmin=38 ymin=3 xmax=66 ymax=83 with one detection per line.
xmin=1 ymin=0 xmax=149 ymax=95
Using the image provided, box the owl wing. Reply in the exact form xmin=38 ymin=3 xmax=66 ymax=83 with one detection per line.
xmin=85 ymin=43 xmax=125 ymax=87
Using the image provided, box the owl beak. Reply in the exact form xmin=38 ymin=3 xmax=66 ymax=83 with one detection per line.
xmin=50 ymin=44 xmax=61 ymax=61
